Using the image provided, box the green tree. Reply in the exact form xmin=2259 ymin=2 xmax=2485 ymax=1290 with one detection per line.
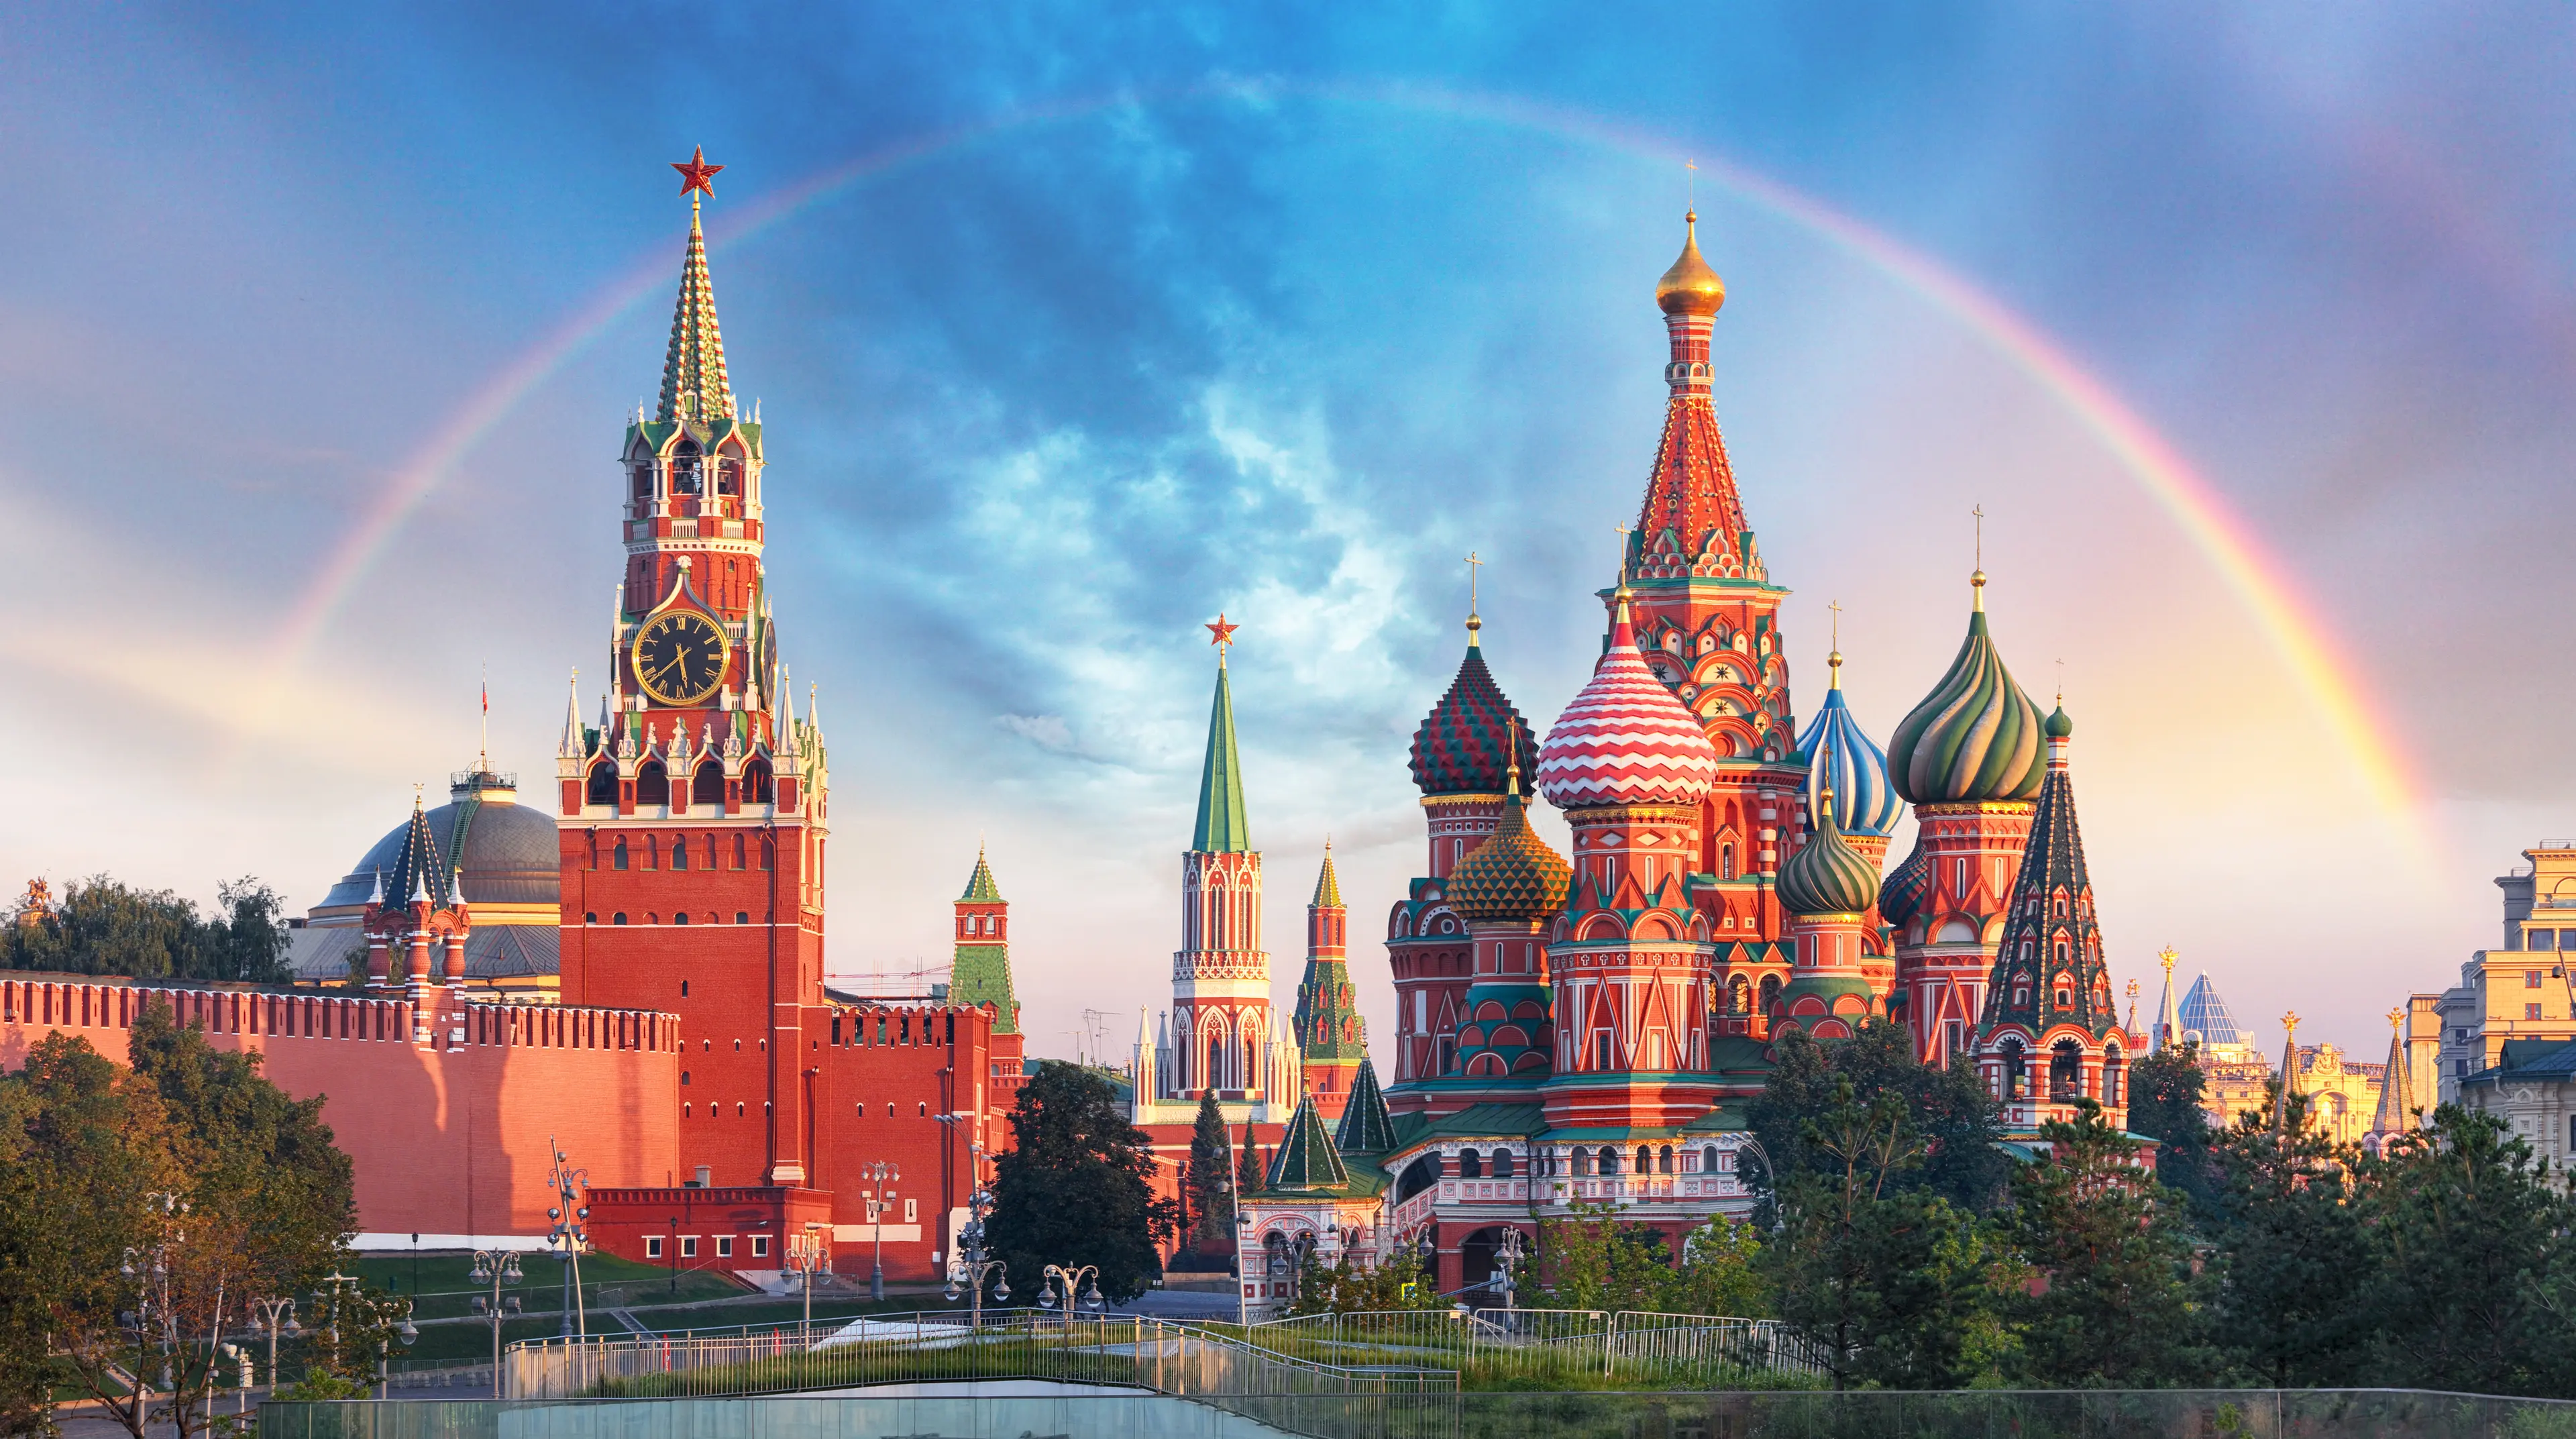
xmin=1287 ymin=1249 xmax=1441 ymax=1316
xmin=2353 ymin=1104 xmax=2576 ymax=1396
xmin=1531 ymin=1200 xmax=1690 ymax=1312
xmin=1758 ymin=1084 xmax=2015 ymax=1389
xmin=2200 ymin=1094 xmax=2373 ymax=1386
xmin=2004 ymin=1100 xmax=2210 ymax=1387
xmin=2127 ymin=1042 xmax=2220 ymax=1210
xmin=987 ymin=1064 xmax=1178 ymax=1303
xmin=1180 ymin=1089 xmax=1234 ymax=1258
xmin=201 ymin=877 xmax=293 ymax=985
xmin=3 ymin=874 xmax=292 ymax=984
xmin=1666 ymin=1218 xmax=1772 ymax=1319
xmin=1747 ymin=1020 xmax=2010 ymax=1218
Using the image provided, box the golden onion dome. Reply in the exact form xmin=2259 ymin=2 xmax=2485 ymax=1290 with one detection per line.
xmin=1656 ymin=211 xmax=1725 ymax=317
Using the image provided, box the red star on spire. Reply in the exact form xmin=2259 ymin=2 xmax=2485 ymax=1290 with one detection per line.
xmin=672 ymin=146 xmax=723 ymax=197
xmin=1206 ymin=615 xmax=1240 ymax=651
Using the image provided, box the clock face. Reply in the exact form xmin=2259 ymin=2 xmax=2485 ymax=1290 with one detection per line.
xmin=632 ymin=610 xmax=730 ymax=707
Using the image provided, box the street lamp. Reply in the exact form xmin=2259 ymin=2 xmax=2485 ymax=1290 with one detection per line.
xmin=857 ymin=1161 xmax=898 ymax=1301
xmin=942 ymin=1183 xmax=1008 ymax=1327
xmin=248 ymin=1297 xmax=298 ymax=1401
xmin=1489 ymin=1228 xmax=1526 ymax=1312
xmin=377 ymin=1300 xmax=419 ymax=1399
xmin=468 ymin=1250 xmax=525 ymax=1387
xmin=544 ymin=1138 xmax=591 ymax=1338
xmin=1234 ymin=1210 xmax=1254 ymax=1328
xmin=787 ymin=1222 xmax=832 ymax=1340
xmin=313 ymin=1273 xmax=363 ymax=1377
xmin=1036 ymin=1264 xmax=1104 ymax=1322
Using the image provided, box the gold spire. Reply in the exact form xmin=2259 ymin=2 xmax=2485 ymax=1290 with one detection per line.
xmin=1656 ymin=210 xmax=1725 ymax=317
xmin=1827 ymin=599 xmax=1843 ymax=690
xmin=1970 ymin=504 xmax=1988 ymax=612
xmin=2273 ymin=1011 xmax=2302 ymax=1138
xmin=1464 ymin=551 xmax=1485 ymax=646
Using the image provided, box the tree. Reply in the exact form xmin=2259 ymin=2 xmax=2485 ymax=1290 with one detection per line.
xmin=1531 ymin=1200 xmax=1690 ymax=1312
xmin=986 ymin=1064 xmax=1178 ymax=1303
xmin=2200 ymin=1094 xmax=2373 ymax=1386
xmin=201 ymin=878 xmax=293 ymax=985
xmin=1758 ymin=1084 xmax=2015 ymax=1389
xmin=2003 ymin=1100 xmax=2210 ymax=1387
xmin=1287 ymin=1249 xmax=1441 ymax=1316
xmin=3 ymin=874 xmax=292 ymax=984
xmin=1746 ymin=1020 xmax=2010 ymax=1218
xmin=2127 ymin=1042 xmax=2220 ymax=1210
xmin=1180 ymin=1089 xmax=1234 ymax=1259
xmin=2353 ymin=1104 xmax=2576 ymax=1396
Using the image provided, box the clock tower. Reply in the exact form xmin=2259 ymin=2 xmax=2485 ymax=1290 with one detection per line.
xmin=556 ymin=150 xmax=831 ymax=1187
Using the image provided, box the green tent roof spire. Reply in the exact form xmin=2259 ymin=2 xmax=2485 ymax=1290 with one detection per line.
xmin=1193 ymin=635 xmax=1252 ymax=853
xmin=961 ymin=843 xmax=1003 ymax=902
xmin=1265 ymin=1089 xmax=1350 ymax=1193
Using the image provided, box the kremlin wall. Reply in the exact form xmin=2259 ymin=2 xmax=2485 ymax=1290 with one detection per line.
xmin=0 ymin=158 xmax=2472 ymax=1303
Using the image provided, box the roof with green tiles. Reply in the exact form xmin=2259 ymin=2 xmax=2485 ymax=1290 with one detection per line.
xmin=1334 ymin=1058 xmax=1397 ymax=1155
xmin=1193 ymin=659 xmax=1252 ymax=853
xmin=1265 ymin=1092 xmax=1351 ymax=1193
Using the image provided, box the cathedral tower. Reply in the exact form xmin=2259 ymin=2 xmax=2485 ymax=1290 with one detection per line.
xmin=1971 ymin=705 xmax=2135 ymax=1131
xmin=1163 ymin=623 xmax=1285 ymax=1104
xmin=1444 ymin=763 xmax=1572 ymax=1107
xmin=555 ymin=152 xmax=830 ymax=1187
xmin=1884 ymin=572 xmax=2045 ymax=1065
xmin=950 ymin=845 xmax=1027 ymax=1112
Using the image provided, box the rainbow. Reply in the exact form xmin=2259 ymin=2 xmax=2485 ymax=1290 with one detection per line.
xmin=266 ymin=80 xmax=2417 ymax=828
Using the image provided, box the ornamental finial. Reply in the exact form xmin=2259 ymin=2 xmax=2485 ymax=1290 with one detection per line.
xmin=673 ymin=146 xmax=722 ymax=197
xmin=1206 ymin=614 xmax=1239 ymax=659
xmin=1971 ymin=504 xmax=1987 ymax=611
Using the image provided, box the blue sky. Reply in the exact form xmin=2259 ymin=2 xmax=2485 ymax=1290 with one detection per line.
xmin=5 ymin=3 xmax=2575 ymax=1060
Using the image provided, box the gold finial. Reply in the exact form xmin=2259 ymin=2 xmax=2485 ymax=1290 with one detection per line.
xmin=2159 ymin=945 xmax=2178 ymax=976
xmin=2054 ymin=657 xmax=2065 ymax=706
xmin=2125 ymin=978 xmax=2141 ymax=1032
xmin=1206 ymin=614 xmax=1240 ymax=659
xmin=1656 ymin=211 xmax=1725 ymax=317
xmin=2387 ymin=1006 xmax=2405 ymax=1034
xmin=1826 ymin=599 xmax=1843 ymax=688
xmin=1970 ymin=504 xmax=1987 ymax=610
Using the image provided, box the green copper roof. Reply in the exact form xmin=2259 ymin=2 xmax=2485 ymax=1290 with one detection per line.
xmin=1888 ymin=608 xmax=2047 ymax=806
xmin=1193 ymin=659 xmax=1252 ymax=853
xmin=1293 ymin=957 xmax=1368 ymax=1062
xmin=1334 ymin=1057 xmax=1397 ymax=1155
xmin=961 ymin=845 xmax=1003 ymax=902
xmin=657 ymin=200 xmax=736 ymax=425
xmin=1265 ymin=1091 xmax=1350 ymax=1193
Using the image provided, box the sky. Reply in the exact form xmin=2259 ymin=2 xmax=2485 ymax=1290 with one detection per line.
xmin=4 ymin=3 xmax=2575 ymax=1065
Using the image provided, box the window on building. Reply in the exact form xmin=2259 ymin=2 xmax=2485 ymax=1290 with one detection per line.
xmin=588 ymin=762 xmax=619 ymax=807
xmin=1594 ymin=1031 xmax=1613 ymax=1070
xmin=904 ymin=1199 xmax=918 ymax=1224
xmin=2533 ymin=929 xmax=2559 ymax=951
xmin=2529 ymin=1004 xmax=2545 ymax=1020
xmin=672 ymin=836 xmax=689 ymax=870
xmin=751 ymin=1235 xmax=769 ymax=1257
xmin=716 ymin=1236 xmax=733 ymax=1258
xmin=1460 ymin=1149 xmax=1483 ymax=1178
xmin=681 ymin=1237 xmax=698 ymax=1258
xmin=637 ymin=761 xmax=669 ymax=807
xmin=736 ymin=912 xmax=749 ymax=924
xmin=2530 ymin=970 xmax=2547 ymax=988
xmin=612 ymin=912 xmax=628 ymax=925
xmin=675 ymin=912 xmax=690 ymax=926
xmin=613 ymin=838 xmax=629 ymax=870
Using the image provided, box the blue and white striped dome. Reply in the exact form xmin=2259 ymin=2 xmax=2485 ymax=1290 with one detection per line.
xmin=1796 ymin=678 xmax=1902 ymax=839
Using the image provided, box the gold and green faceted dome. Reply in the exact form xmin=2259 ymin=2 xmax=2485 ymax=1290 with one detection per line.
xmin=1448 ymin=770 xmax=1572 ymax=925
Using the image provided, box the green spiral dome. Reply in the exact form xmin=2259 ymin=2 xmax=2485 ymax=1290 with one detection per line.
xmin=1776 ymin=796 xmax=1882 ymax=918
xmin=1887 ymin=608 xmax=2047 ymax=805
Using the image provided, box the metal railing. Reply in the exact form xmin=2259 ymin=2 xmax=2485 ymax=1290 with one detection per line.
xmin=1242 ymin=1307 xmax=1829 ymax=1386
xmin=502 ymin=1310 xmax=1455 ymax=1407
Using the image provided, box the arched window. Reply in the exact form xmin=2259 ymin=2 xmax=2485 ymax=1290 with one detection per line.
xmin=1460 ymin=1149 xmax=1483 ymax=1179
xmin=612 ymin=837 xmax=629 ymax=871
xmin=717 ymin=457 xmax=743 ymax=496
xmin=1491 ymin=1149 xmax=1514 ymax=1179
xmin=1599 ymin=1147 xmax=1620 ymax=1177
xmin=672 ymin=835 xmax=689 ymax=871
xmin=1721 ymin=843 xmax=1736 ymax=881
xmin=1759 ymin=975 xmax=1782 ymax=1014
xmin=1635 ymin=1144 xmax=1652 ymax=1174
xmin=674 ymin=912 xmax=690 ymax=926
xmin=612 ymin=912 xmax=627 ymax=925
xmin=636 ymin=761 xmax=669 ymax=806
xmin=1397 ymin=1156 xmax=1440 ymax=1203
xmin=587 ymin=761 xmax=618 ymax=806
xmin=733 ymin=834 xmax=747 ymax=869
xmin=1208 ymin=1036 xmax=1224 ymax=1090
xmin=694 ymin=763 xmax=724 ymax=807
xmin=1729 ymin=975 xmax=1752 ymax=1014
xmin=645 ymin=835 xmax=661 ymax=870
xmin=760 ymin=835 xmax=775 ymax=871
xmin=1658 ymin=1146 xmax=1674 ymax=1174
xmin=672 ymin=441 xmax=701 ymax=494
xmin=1572 ymin=1149 xmax=1591 ymax=1177
xmin=1703 ymin=1145 xmax=1720 ymax=1174
xmin=744 ymin=756 xmax=774 ymax=804
xmin=631 ymin=463 xmax=655 ymax=500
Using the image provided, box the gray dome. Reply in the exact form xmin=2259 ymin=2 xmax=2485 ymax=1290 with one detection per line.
xmin=318 ymin=772 xmax=559 ymax=910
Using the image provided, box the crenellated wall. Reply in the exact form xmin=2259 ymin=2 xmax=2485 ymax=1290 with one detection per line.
xmin=0 ymin=975 xmax=680 ymax=1239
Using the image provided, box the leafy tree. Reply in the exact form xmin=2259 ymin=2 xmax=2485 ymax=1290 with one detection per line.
xmin=1179 ymin=1089 xmax=1234 ymax=1258
xmin=1666 ymin=1218 xmax=1772 ymax=1319
xmin=1758 ymin=1084 xmax=2015 ymax=1389
xmin=2353 ymin=1104 xmax=2576 ymax=1396
xmin=201 ymin=878 xmax=293 ymax=985
xmin=987 ymin=1063 xmax=1177 ymax=1303
xmin=2127 ymin=1042 xmax=2220 ymax=1210
xmin=1532 ymin=1200 xmax=1688 ymax=1312
xmin=1287 ymin=1249 xmax=1441 ymax=1316
xmin=3 ymin=875 xmax=292 ymax=984
xmin=2003 ymin=1100 xmax=2210 ymax=1387
xmin=2200 ymin=1094 xmax=2373 ymax=1386
xmin=1746 ymin=1020 xmax=2009 ymax=1218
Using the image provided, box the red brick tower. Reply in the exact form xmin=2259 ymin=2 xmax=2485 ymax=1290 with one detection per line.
xmin=1291 ymin=847 xmax=1368 ymax=1120
xmin=555 ymin=153 xmax=832 ymax=1188
xmin=1619 ymin=213 xmax=1802 ymax=1019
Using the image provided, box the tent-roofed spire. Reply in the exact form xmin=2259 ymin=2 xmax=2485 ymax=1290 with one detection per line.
xmin=1333 ymin=1057 xmax=1396 ymax=1155
xmin=655 ymin=166 xmax=737 ymax=427
xmin=1265 ymin=1089 xmax=1350 ymax=1192
xmin=2373 ymin=1007 xmax=2415 ymax=1137
xmin=1193 ymin=625 xmax=1251 ymax=853
xmin=1311 ymin=843 xmax=1342 ymax=908
xmin=962 ymin=843 xmax=1003 ymax=902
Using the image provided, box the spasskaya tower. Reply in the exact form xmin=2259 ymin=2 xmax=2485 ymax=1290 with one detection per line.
xmin=556 ymin=148 xmax=832 ymax=1187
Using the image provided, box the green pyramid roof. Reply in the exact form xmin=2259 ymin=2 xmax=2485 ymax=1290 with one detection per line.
xmin=1311 ymin=845 xmax=1342 ymax=908
xmin=1265 ymin=1091 xmax=1350 ymax=1192
xmin=1333 ymin=1057 xmax=1397 ymax=1155
xmin=961 ymin=845 xmax=1003 ymax=902
xmin=1193 ymin=659 xmax=1252 ymax=853
xmin=657 ymin=199 xmax=736 ymax=425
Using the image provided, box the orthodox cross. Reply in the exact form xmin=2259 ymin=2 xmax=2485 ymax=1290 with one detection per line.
xmin=1972 ymin=504 xmax=1984 ymax=568
xmin=1685 ymin=158 xmax=1697 ymax=210
xmin=1464 ymin=551 xmax=1483 ymax=614
xmin=2054 ymin=657 xmax=2066 ymax=705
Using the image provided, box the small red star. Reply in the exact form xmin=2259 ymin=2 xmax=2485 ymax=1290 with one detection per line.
xmin=1206 ymin=615 xmax=1240 ymax=649
xmin=672 ymin=146 xmax=723 ymax=197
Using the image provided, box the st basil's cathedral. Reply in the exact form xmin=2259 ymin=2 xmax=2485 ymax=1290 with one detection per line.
xmin=1226 ymin=213 xmax=2140 ymax=1313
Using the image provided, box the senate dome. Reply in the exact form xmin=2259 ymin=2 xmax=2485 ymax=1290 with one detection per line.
xmin=286 ymin=765 xmax=564 ymax=995
xmin=1536 ymin=590 xmax=1722 ymax=811
xmin=1885 ymin=577 xmax=2047 ymax=806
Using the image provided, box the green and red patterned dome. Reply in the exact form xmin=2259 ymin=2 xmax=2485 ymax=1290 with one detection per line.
xmin=1775 ymin=788 xmax=1882 ymax=918
xmin=1887 ymin=576 xmax=2047 ymax=806
xmin=1410 ymin=618 xmax=1539 ymax=797
xmin=1448 ymin=769 xmax=1572 ymax=924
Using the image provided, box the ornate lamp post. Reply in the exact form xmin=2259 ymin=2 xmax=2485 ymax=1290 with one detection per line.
xmin=1489 ymin=1228 xmax=1526 ymax=1312
xmin=544 ymin=1139 xmax=591 ymax=1338
xmin=856 ymin=1161 xmax=898 ymax=1301
xmin=1036 ymin=1263 xmax=1104 ymax=1323
xmin=942 ymin=1183 xmax=1008 ymax=1327
xmin=787 ymin=1222 xmax=832 ymax=1340
xmin=467 ymin=1250 xmax=524 ymax=1385
xmin=248 ymin=1297 xmax=298 ymax=1399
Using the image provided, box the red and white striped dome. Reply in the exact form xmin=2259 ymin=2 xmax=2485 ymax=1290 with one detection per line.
xmin=1536 ymin=596 xmax=1723 ymax=809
